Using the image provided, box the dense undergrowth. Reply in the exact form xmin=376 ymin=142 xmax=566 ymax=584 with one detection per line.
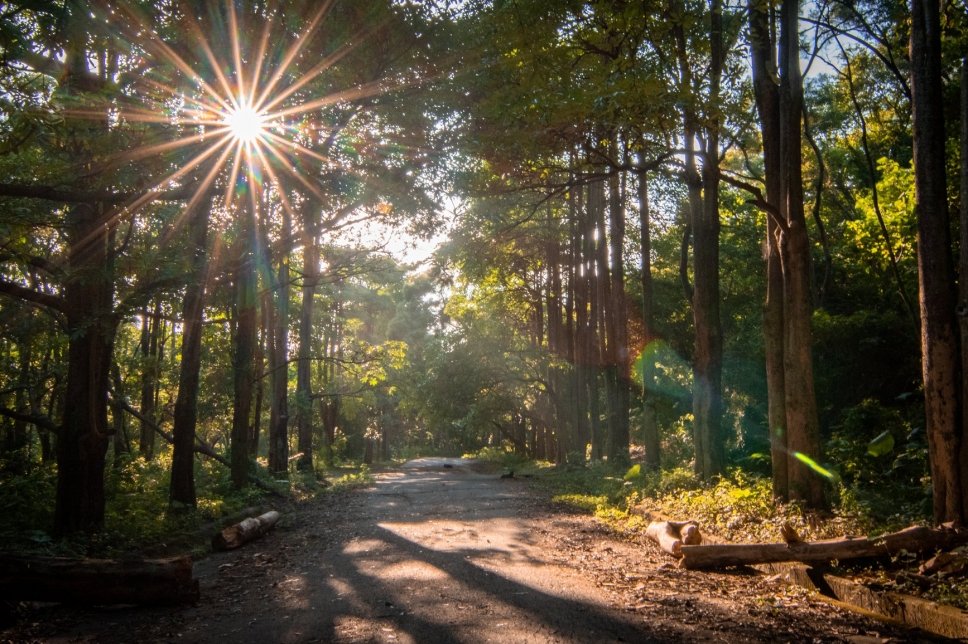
xmin=0 ymin=453 xmax=371 ymax=558
xmin=468 ymin=447 xmax=930 ymax=543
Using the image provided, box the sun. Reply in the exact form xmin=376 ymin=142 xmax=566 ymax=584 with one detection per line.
xmin=224 ymin=104 xmax=265 ymax=143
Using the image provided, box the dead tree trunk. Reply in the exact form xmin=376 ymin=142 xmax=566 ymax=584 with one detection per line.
xmin=0 ymin=554 xmax=199 ymax=605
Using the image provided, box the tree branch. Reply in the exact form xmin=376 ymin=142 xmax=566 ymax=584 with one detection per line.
xmin=0 ymin=277 xmax=67 ymax=313
xmin=0 ymin=406 xmax=59 ymax=434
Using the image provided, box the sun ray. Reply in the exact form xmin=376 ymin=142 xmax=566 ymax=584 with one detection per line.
xmin=252 ymin=0 xmax=334 ymax=112
xmin=257 ymin=138 xmax=329 ymax=202
xmin=226 ymin=0 xmax=246 ymax=102
xmin=222 ymin=140 xmax=246 ymax=208
xmin=252 ymin=144 xmax=299 ymax=220
xmin=246 ymin=8 xmax=276 ymax=108
xmin=117 ymin=129 xmax=232 ymax=163
xmin=186 ymin=19 xmax=244 ymax=111
xmin=121 ymin=134 xmax=235 ymax=215
xmin=159 ymin=140 xmax=239 ymax=248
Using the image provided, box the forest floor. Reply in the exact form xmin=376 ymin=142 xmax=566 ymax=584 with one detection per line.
xmin=1 ymin=458 xmax=955 ymax=644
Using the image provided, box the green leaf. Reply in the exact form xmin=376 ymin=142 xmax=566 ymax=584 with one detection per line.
xmin=868 ymin=430 xmax=895 ymax=457
xmin=623 ymin=464 xmax=642 ymax=481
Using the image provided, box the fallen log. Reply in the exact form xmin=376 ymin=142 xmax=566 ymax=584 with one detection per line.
xmin=0 ymin=554 xmax=199 ymax=605
xmin=679 ymin=525 xmax=968 ymax=570
xmin=646 ymin=520 xmax=702 ymax=557
xmin=212 ymin=510 xmax=281 ymax=551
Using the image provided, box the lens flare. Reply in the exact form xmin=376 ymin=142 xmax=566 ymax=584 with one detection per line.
xmin=224 ymin=105 xmax=265 ymax=143
xmin=793 ymin=452 xmax=838 ymax=481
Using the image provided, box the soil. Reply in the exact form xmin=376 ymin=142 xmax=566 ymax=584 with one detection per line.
xmin=1 ymin=458 xmax=955 ymax=643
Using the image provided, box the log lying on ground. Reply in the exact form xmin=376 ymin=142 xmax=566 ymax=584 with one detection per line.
xmin=212 ymin=510 xmax=281 ymax=551
xmin=679 ymin=525 xmax=968 ymax=570
xmin=646 ymin=520 xmax=702 ymax=557
xmin=0 ymin=554 xmax=199 ymax=605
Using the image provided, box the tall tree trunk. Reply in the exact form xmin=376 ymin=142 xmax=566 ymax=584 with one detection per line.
xmin=268 ymin=208 xmax=291 ymax=478
xmin=139 ymin=302 xmax=160 ymax=459
xmin=959 ymin=58 xmax=968 ymax=519
xmin=750 ymin=0 xmax=789 ymax=500
xmin=911 ymin=0 xmax=963 ymax=524
xmin=779 ymin=0 xmax=824 ymax=508
xmin=110 ymin=362 xmax=127 ymax=468
xmin=169 ymin=203 xmax=211 ymax=508
xmin=693 ymin=0 xmax=725 ymax=480
xmin=607 ymin=141 xmax=630 ymax=468
xmin=638 ymin=171 xmax=661 ymax=471
xmin=230 ymin=199 xmax=257 ymax=490
xmin=251 ymin=292 xmax=267 ymax=457
xmin=296 ymin=205 xmax=319 ymax=473
xmin=56 ymin=203 xmax=114 ymax=534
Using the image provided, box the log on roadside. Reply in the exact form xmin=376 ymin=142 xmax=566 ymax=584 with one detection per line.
xmin=679 ymin=525 xmax=968 ymax=570
xmin=0 ymin=554 xmax=199 ymax=605
xmin=212 ymin=510 xmax=281 ymax=551
xmin=645 ymin=520 xmax=702 ymax=557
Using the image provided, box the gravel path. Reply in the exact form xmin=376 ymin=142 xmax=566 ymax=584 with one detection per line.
xmin=3 ymin=458 xmax=955 ymax=643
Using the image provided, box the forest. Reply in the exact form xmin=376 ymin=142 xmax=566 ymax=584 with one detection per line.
xmin=2 ymin=0 xmax=968 ymax=635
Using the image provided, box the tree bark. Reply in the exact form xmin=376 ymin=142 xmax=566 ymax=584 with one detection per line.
xmin=296 ymin=205 xmax=319 ymax=473
xmin=0 ymin=554 xmax=199 ymax=605
xmin=638 ymin=171 xmax=661 ymax=471
xmin=693 ymin=0 xmax=725 ymax=480
xmin=750 ymin=0 xmax=788 ymax=500
xmin=679 ymin=525 xmax=968 ymax=569
xmin=230 ymin=200 xmax=257 ymax=490
xmin=911 ymin=0 xmax=963 ymax=524
xmin=268 ymin=207 xmax=291 ymax=478
xmin=169 ymin=203 xmax=211 ymax=508
xmin=607 ymin=138 xmax=631 ymax=467
xmin=779 ymin=0 xmax=824 ymax=509
xmin=212 ymin=510 xmax=281 ymax=551
xmin=56 ymin=203 xmax=114 ymax=534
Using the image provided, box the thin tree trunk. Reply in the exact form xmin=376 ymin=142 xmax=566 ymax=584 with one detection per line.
xmin=169 ymin=203 xmax=211 ymax=508
xmin=230 ymin=200 xmax=257 ymax=490
xmin=780 ymin=0 xmax=824 ymax=509
xmin=607 ymin=139 xmax=630 ymax=468
xmin=268 ymin=207 xmax=291 ymax=478
xmin=960 ymin=58 xmax=968 ymax=520
xmin=911 ymin=0 xmax=963 ymax=524
xmin=750 ymin=0 xmax=788 ymax=500
xmin=638 ymin=171 xmax=661 ymax=471
xmin=693 ymin=0 xmax=725 ymax=480
xmin=296 ymin=205 xmax=319 ymax=473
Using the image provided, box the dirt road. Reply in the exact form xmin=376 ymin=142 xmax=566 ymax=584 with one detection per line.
xmin=5 ymin=459 xmax=951 ymax=643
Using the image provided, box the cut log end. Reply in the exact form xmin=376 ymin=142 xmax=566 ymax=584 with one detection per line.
xmin=646 ymin=520 xmax=702 ymax=558
xmin=212 ymin=510 xmax=281 ymax=551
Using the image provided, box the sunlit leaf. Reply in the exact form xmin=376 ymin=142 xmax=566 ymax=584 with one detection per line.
xmin=868 ymin=430 xmax=895 ymax=457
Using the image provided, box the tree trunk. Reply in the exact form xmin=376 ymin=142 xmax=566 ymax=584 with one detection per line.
xmin=679 ymin=525 xmax=968 ymax=570
xmin=693 ymin=0 xmax=725 ymax=480
xmin=607 ymin=142 xmax=631 ymax=468
xmin=139 ymin=301 xmax=160 ymax=459
xmin=268 ymin=207 xmax=291 ymax=478
xmin=779 ymin=0 xmax=824 ymax=509
xmin=750 ymin=0 xmax=789 ymax=500
xmin=0 ymin=554 xmax=199 ymax=605
xmin=212 ymin=510 xmax=280 ymax=551
xmin=959 ymin=58 xmax=968 ymax=518
xmin=230 ymin=201 xmax=257 ymax=490
xmin=911 ymin=0 xmax=963 ymax=524
xmin=296 ymin=206 xmax=319 ymax=473
xmin=638 ymin=171 xmax=661 ymax=471
xmin=170 ymin=204 xmax=211 ymax=508
xmin=56 ymin=203 xmax=114 ymax=534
